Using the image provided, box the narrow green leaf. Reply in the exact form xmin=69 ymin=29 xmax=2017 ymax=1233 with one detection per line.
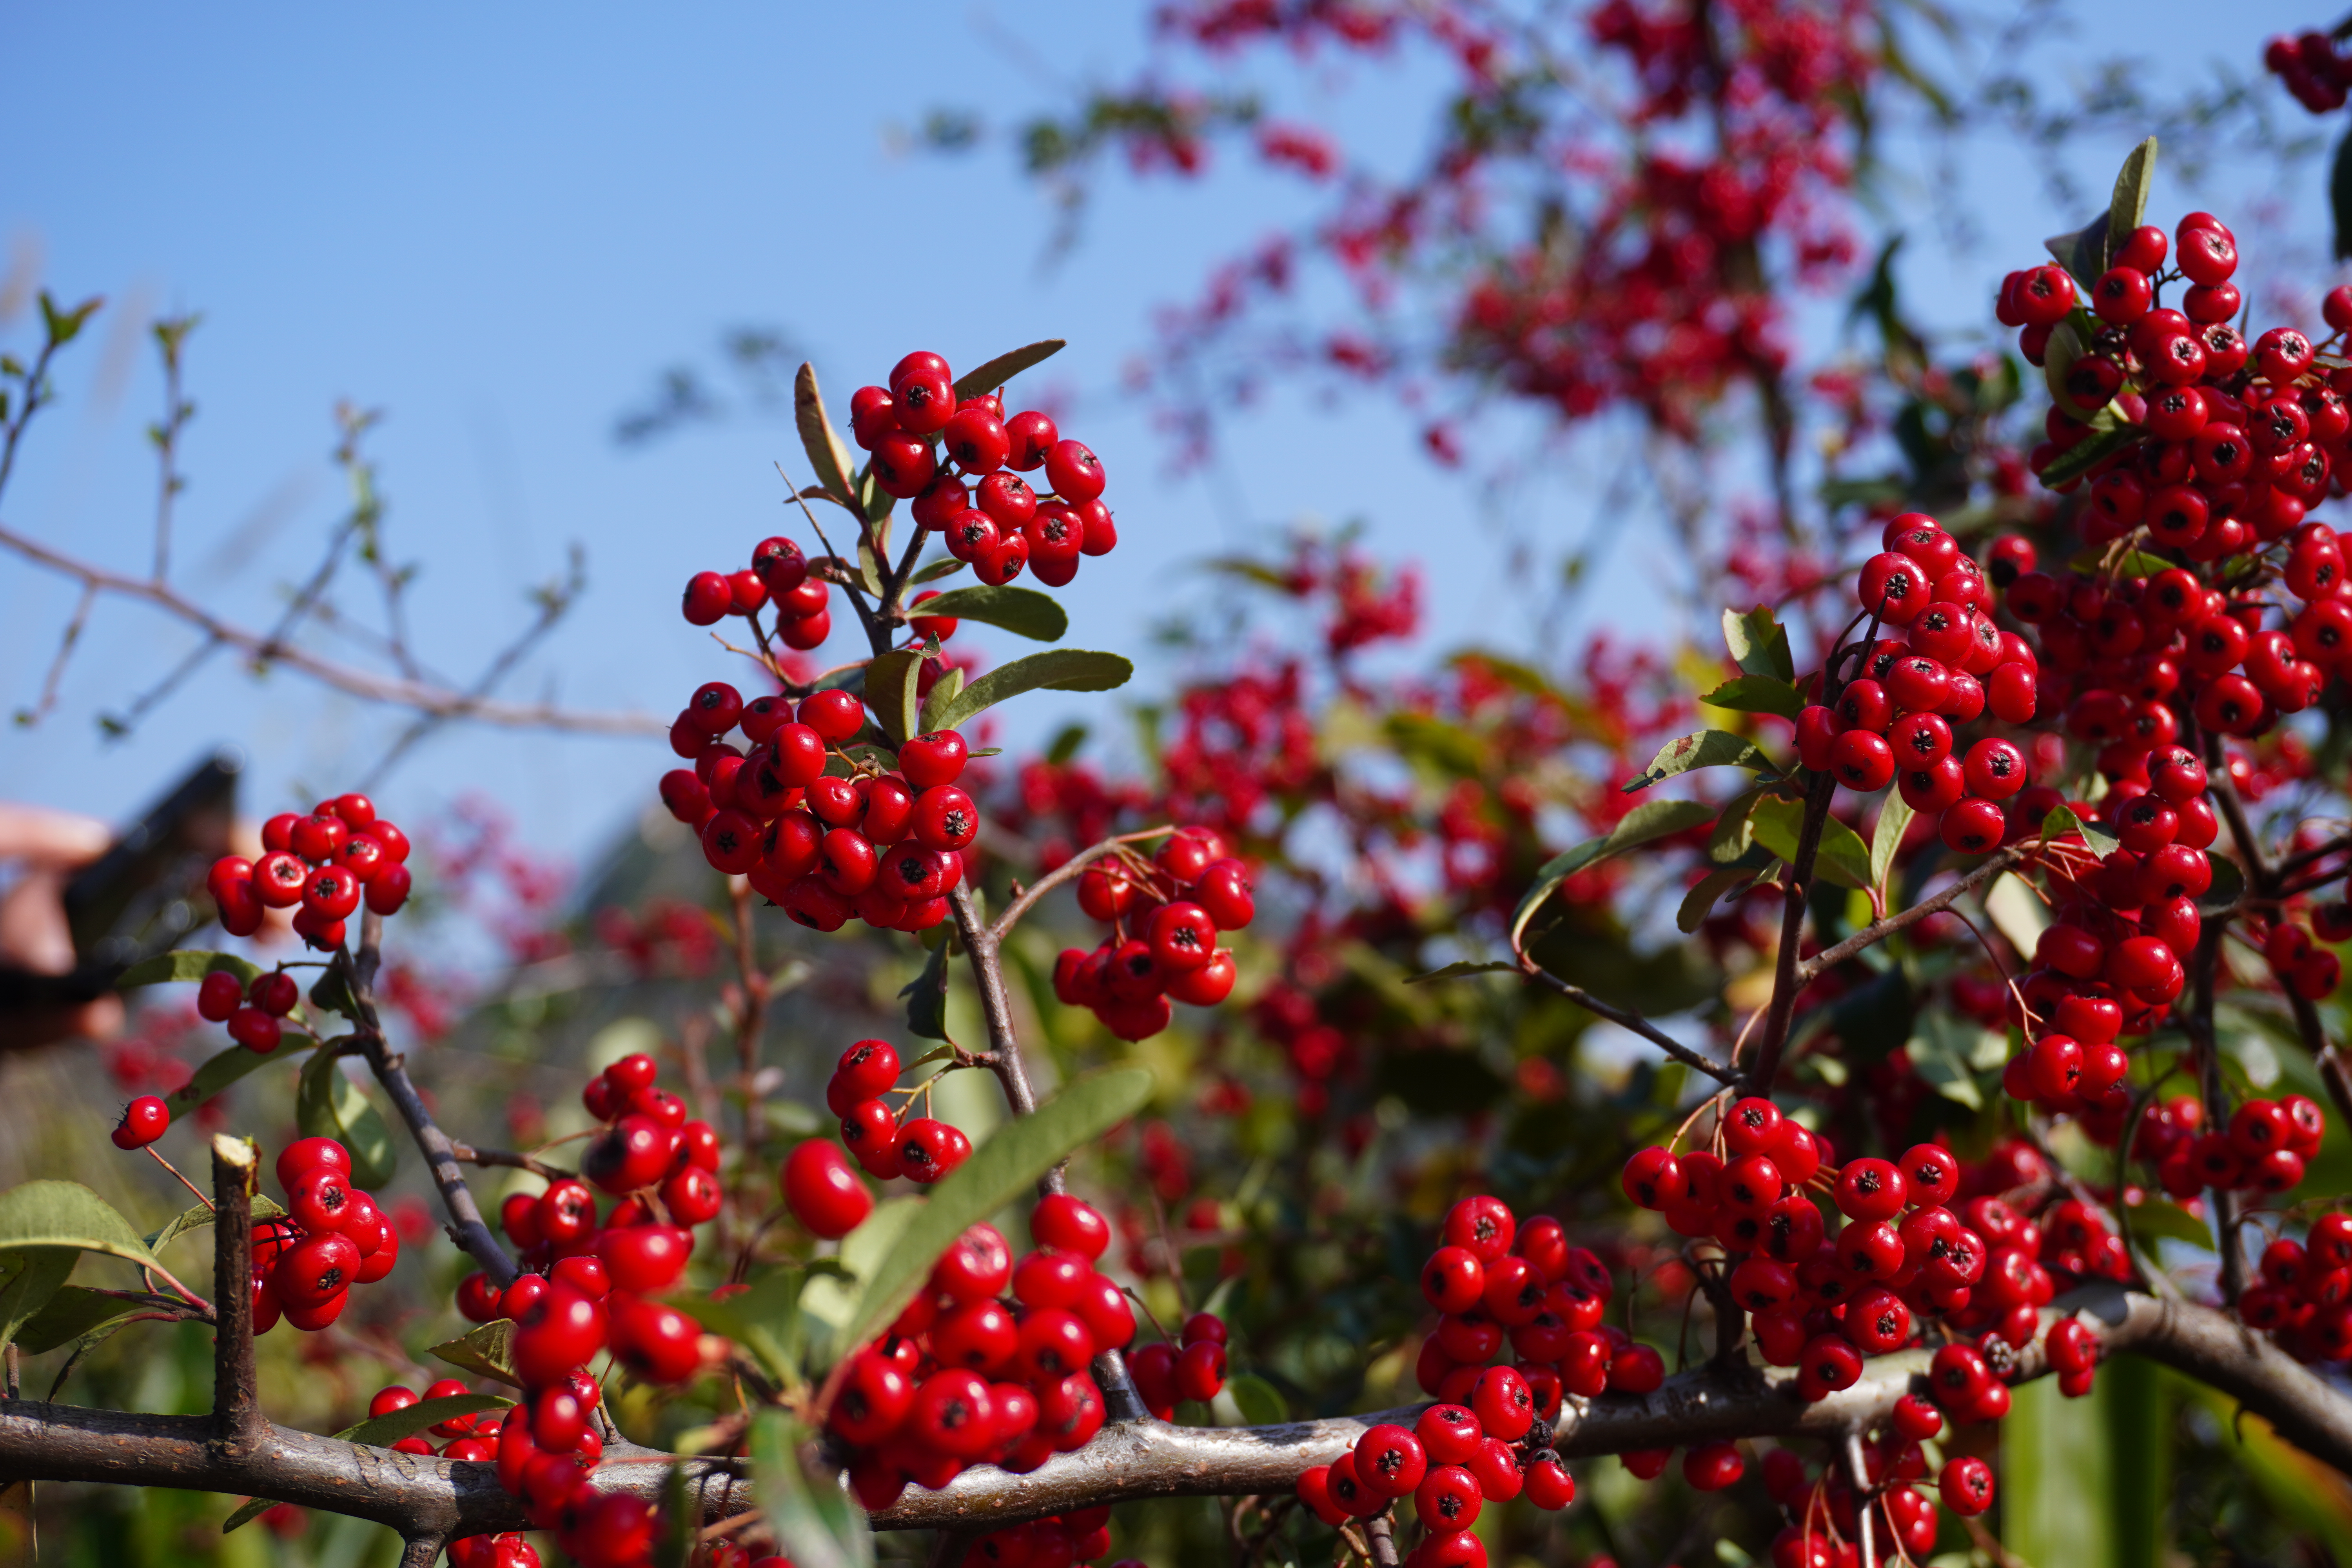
xmin=900 ymin=940 xmax=950 ymax=1041
xmin=115 ymin=949 xmax=260 ymax=991
xmin=2038 ymin=415 xmax=2147 ymax=487
xmin=837 ymin=1069 xmax=1154 ymax=1354
xmin=12 ymin=1283 xmax=145 ymax=1354
xmin=429 ymin=1319 xmax=518 ymax=1386
xmin=1622 ymin=730 xmax=1777 ymax=793
xmin=952 ymin=339 xmax=1065 ymax=402
xmin=2004 ymin=1375 xmax=2116 ymax=1568
xmin=2042 ymin=805 xmax=2120 ymax=860
xmin=1751 ymin=798 xmax=1872 ymax=891
xmin=296 ymin=1051 xmax=396 ymax=1188
xmin=905 ymin=584 xmax=1069 ymax=643
xmin=2043 ymin=215 xmax=2109 ymax=292
xmin=865 ymin=650 xmax=923 ymax=747
xmin=1225 ymin=1372 xmax=1287 ymax=1425
xmin=1507 ymin=798 xmax=1717 ymax=951
xmin=1407 ymin=960 xmax=1519 ymax=984
xmin=0 ymin=1248 xmax=77 ymax=1349
xmin=147 ymin=1194 xmax=285 ymax=1254
xmin=1709 ymin=788 xmax=1764 ymax=864
xmin=751 ymin=1410 xmax=875 ymax=1568
xmin=915 ymin=666 xmax=968 ymax=735
xmin=332 ymin=1393 xmax=511 ymax=1450
xmin=1678 ymin=867 xmax=1755 ymax=934
xmin=793 ymin=363 xmax=859 ymax=508
xmin=1699 ymin=674 xmax=1803 ymax=720
xmin=2107 ymin=137 xmax=2158 ymax=259
xmin=164 ymin=1036 xmax=321 ymax=1121
xmin=2201 ymin=851 xmax=2246 ymax=914
xmin=2125 ymin=1195 xmax=2216 ymax=1249
xmin=1869 ymin=793 xmax=1915 ymax=898
xmin=921 ymin=649 xmax=1132 ymax=734
xmin=0 ymin=1181 xmax=159 ymax=1269
xmin=1722 ymin=606 xmax=1795 ymax=682
xmin=911 ymin=557 xmax=967 ymax=585
xmin=219 ymin=1497 xmax=278 ymax=1535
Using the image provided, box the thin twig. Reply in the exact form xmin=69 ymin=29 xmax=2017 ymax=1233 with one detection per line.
xmin=990 ymin=827 xmax=1180 ymax=944
xmin=449 ymin=1143 xmax=576 ymax=1182
xmin=1512 ymin=954 xmax=1739 ymax=1083
xmin=1795 ymin=843 xmax=2032 ymax=984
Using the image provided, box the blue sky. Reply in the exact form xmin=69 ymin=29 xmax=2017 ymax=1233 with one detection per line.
xmin=0 ymin=1 xmax=2334 ymax=876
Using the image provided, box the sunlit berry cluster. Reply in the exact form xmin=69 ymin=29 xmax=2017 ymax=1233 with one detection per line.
xmin=660 ymin=674 xmax=978 ymax=935
xmin=797 ymin=1039 xmax=973 ymax=1205
xmin=192 ymin=965 xmax=301 ymax=1054
xmin=827 ymin=1196 xmax=1146 ymax=1512
xmin=681 ymin=531 xmax=832 ymax=648
xmin=250 ymin=1137 xmax=401 ymax=1334
xmin=1049 ymin=828 xmax=1252 ymax=1042
xmin=443 ymin=1054 xmax=718 ymax=1567
xmin=864 ymin=351 xmax=1118 ymax=588
xmin=1797 ymin=512 xmax=2040 ymax=855
xmin=207 ymin=794 xmax=412 ymax=950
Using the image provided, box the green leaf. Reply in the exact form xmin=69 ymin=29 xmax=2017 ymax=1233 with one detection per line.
xmin=115 ymin=949 xmax=260 ymax=991
xmin=1751 ymin=797 xmax=1873 ymax=891
xmin=11 ymin=1283 xmax=145 ymax=1355
xmin=1406 ymin=960 xmax=1519 ymax=984
xmin=332 ymin=1392 xmax=511 ymax=1450
xmin=793 ymin=363 xmax=860 ymax=509
xmin=1678 ymin=867 xmax=1755 ymax=934
xmin=2107 ymin=137 xmax=2158 ymax=260
xmin=1709 ymin=788 xmax=1764 ymax=864
xmin=219 ymin=1498 xmax=278 ymax=1535
xmin=429 ymin=1319 xmax=518 ymax=1387
xmin=919 ymin=649 xmax=1132 ymax=734
xmin=164 ymin=1036 xmax=321 ymax=1121
xmin=2043 ymin=216 xmax=2108 ymax=292
xmin=1869 ymin=793 xmax=1914 ymax=898
xmin=2125 ymin=1195 xmax=2215 ymax=1249
xmin=865 ymin=650 xmax=923 ymax=747
xmin=1904 ymin=1011 xmax=2007 ymax=1111
xmin=2042 ymin=805 xmax=2120 ymax=860
xmin=2068 ymin=545 xmax=2173 ymax=579
xmin=915 ymin=667 xmax=967 ymax=733
xmin=1622 ymin=730 xmax=1777 ymax=793
xmin=0 ymin=1181 xmax=159 ymax=1269
xmin=147 ymin=1194 xmax=285 ymax=1254
xmin=1225 ymin=1372 xmax=1287 ymax=1425
xmin=1699 ymin=674 xmax=1803 ymax=720
xmin=2005 ymin=1373 xmax=2116 ymax=1568
xmin=907 ymin=583 xmax=1069 ymax=643
xmin=910 ymin=557 xmax=967 ymax=585
xmin=1508 ymin=799 xmax=1718 ymax=951
xmin=2038 ymin=417 xmax=2147 ymax=487
xmin=2042 ymin=317 xmax=2095 ymax=417
xmin=2201 ymin=851 xmax=2246 ymax=915
xmin=1722 ymin=606 xmax=1795 ymax=682
xmin=751 ymin=1410 xmax=875 ymax=1568
xmin=953 ymin=340 xmax=1066 ymax=402
xmin=0 ymin=1248 xmax=78 ymax=1350
xmin=686 ymin=1269 xmax=813 ymax=1387
xmin=899 ymin=939 xmax=950 ymax=1041
xmin=837 ymin=1069 xmax=1154 ymax=1355
xmin=296 ymin=1049 xmax=396 ymax=1188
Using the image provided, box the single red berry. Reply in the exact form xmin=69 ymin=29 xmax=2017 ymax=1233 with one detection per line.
xmin=1031 ymin=1193 xmax=1112 ymax=1259
xmin=112 ymin=1096 xmax=171 ymax=1150
xmin=782 ymin=1140 xmax=873 ymax=1238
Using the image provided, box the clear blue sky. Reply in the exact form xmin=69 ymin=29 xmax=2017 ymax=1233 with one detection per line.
xmin=0 ymin=2 xmax=2331 ymax=875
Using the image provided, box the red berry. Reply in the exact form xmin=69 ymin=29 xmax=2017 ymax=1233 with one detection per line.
xmin=112 ymin=1096 xmax=170 ymax=1150
xmin=782 ymin=1140 xmax=873 ymax=1238
xmin=682 ymin=571 xmax=732 ymax=626
xmin=1031 ymin=1193 xmax=1112 ymax=1259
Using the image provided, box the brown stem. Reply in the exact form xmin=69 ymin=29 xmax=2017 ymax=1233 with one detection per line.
xmin=1512 ymin=956 xmax=1739 ymax=1084
xmin=2186 ymin=915 xmax=2245 ymax=1305
xmin=866 ymin=1285 xmax=2352 ymax=1529
xmin=449 ymin=1143 xmax=577 ymax=1182
xmin=1795 ymin=843 xmax=2032 ymax=985
xmin=731 ymin=878 xmax=771 ymax=1161
xmin=348 ymin=914 xmax=517 ymax=1287
xmin=989 ymin=828 xmax=1179 ymax=945
xmin=210 ymin=1136 xmax=264 ymax=1449
xmin=1364 ymin=1511 xmax=1399 ymax=1568
xmin=1746 ymin=770 xmax=1838 ymax=1093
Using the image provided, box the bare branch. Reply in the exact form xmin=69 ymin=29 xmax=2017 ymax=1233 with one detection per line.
xmin=348 ymin=913 xmax=519 ymax=1287
xmin=450 ymin=1143 xmax=577 ymax=1183
xmin=0 ymin=521 xmax=663 ymax=736
xmin=1512 ymin=954 xmax=1739 ymax=1085
xmin=990 ymin=828 xmax=1177 ymax=945
xmin=1748 ymin=771 xmax=1838 ymax=1093
xmin=210 ymin=1134 xmax=265 ymax=1449
xmin=1796 ymin=843 xmax=2032 ymax=985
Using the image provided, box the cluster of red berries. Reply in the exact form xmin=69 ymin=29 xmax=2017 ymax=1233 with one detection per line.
xmin=1295 ymin=1396 xmax=1574 ymax=1568
xmin=366 ymin=1382 xmax=546 ymax=1565
xmin=682 ymin=532 xmax=832 ymax=650
xmin=251 ymin=1137 xmax=401 ymax=1334
xmin=192 ymin=965 xmax=302 ymax=1053
xmin=2244 ymin=1212 xmax=2352 ymax=1357
xmin=827 ymin=1195 xmax=1145 ymax=1510
xmin=801 ymin=1038 xmax=975 ymax=1201
xmin=1797 ymin=512 xmax=2042 ymax=855
xmin=1123 ymin=1310 xmax=1230 ymax=1421
xmin=442 ymin=1056 xmax=715 ymax=1566
xmin=2004 ymin=213 xmax=2352 ymax=571
xmin=1753 ymin=1403 xmax=1993 ymax=1568
xmin=860 ymin=351 xmax=1118 ymax=589
xmin=659 ymin=677 xmax=979 ymax=936
xmin=970 ymin=1513 xmax=1136 ymax=1568
xmin=1049 ymin=828 xmax=1253 ymax=1042
xmin=2267 ymin=29 xmax=2352 ymax=113
xmin=207 ymin=794 xmax=412 ymax=950
xmin=2129 ymin=1086 xmax=2330 ymax=1202
xmin=1622 ymin=1111 xmax=2127 ymax=1406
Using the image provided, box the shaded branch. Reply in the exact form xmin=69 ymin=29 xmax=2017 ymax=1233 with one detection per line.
xmin=1512 ymin=954 xmax=1738 ymax=1085
xmin=210 ymin=1134 xmax=264 ymax=1450
xmin=1795 ymin=842 xmax=2032 ymax=985
xmin=990 ymin=828 xmax=1177 ymax=945
xmin=1748 ymin=771 xmax=1837 ymax=1093
xmin=347 ymin=913 xmax=519 ymax=1287
xmin=449 ymin=1143 xmax=577 ymax=1183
